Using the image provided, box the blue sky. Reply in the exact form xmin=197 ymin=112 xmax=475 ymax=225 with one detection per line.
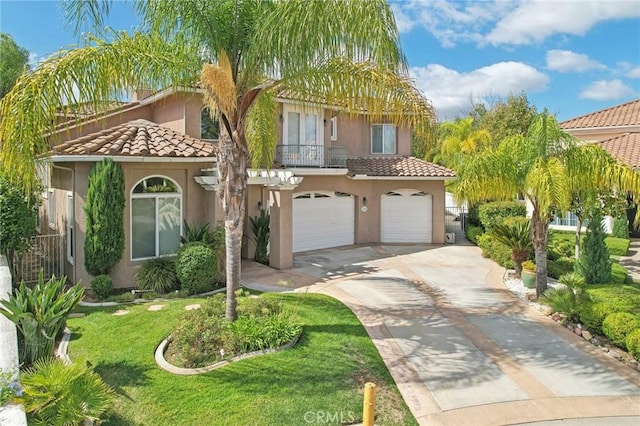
xmin=1 ymin=0 xmax=639 ymax=121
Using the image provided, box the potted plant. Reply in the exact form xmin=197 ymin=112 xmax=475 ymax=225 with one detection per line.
xmin=521 ymin=260 xmax=537 ymax=289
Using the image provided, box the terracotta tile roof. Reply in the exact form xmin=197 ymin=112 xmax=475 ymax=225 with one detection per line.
xmin=346 ymin=156 xmax=455 ymax=178
xmin=52 ymin=119 xmax=216 ymax=158
xmin=598 ymin=132 xmax=640 ymax=169
xmin=560 ymin=99 xmax=640 ymax=129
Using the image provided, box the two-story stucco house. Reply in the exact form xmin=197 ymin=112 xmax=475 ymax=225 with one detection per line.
xmin=39 ymin=88 xmax=455 ymax=288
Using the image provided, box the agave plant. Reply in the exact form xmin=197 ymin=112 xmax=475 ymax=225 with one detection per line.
xmin=0 ymin=270 xmax=84 ymax=366
xmin=18 ymin=358 xmax=114 ymax=426
xmin=490 ymin=218 xmax=533 ymax=278
xmin=180 ymin=221 xmax=215 ymax=246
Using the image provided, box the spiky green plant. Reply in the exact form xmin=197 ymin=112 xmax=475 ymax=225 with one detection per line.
xmin=489 ymin=218 xmax=532 ymax=278
xmin=135 ymin=258 xmax=179 ymax=294
xmin=18 ymin=358 xmax=114 ymax=426
xmin=250 ymin=208 xmax=270 ymax=265
xmin=0 ymin=271 xmax=84 ymax=366
xmin=180 ymin=221 xmax=215 ymax=246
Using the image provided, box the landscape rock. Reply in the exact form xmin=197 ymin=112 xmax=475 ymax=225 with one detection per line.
xmin=148 ymin=304 xmax=166 ymax=311
xmin=582 ymin=330 xmax=592 ymax=340
xmin=574 ymin=328 xmax=582 ymax=337
xmin=542 ymin=306 xmax=553 ymax=316
xmin=113 ymin=309 xmax=129 ymax=316
xmin=608 ymin=350 xmax=622 ymax=360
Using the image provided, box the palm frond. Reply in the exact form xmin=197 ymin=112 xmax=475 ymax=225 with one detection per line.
xmin=246 ymin=91 xmax=278 ymax=168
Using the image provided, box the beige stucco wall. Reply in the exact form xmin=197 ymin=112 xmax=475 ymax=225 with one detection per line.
xmin=47 ymin=161 xmax=219 ymax=289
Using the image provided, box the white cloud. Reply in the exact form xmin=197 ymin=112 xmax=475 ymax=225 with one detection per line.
xmin=393 ymin=1 xmax=639 ymax=47
xmin=579 ymin=79 xmax=637 ymax=100
xmin=28 ymin=52 xmax=39 ymax=67
xmin=410 ymin=61 xmax=549 ymax=120
xmin=546 ymin=50 xmax=605 ymax=73
xmin=487 ymin=0 xmax=640 ymax=46
xmin=618 ymin=61 xmax=640 ymax=79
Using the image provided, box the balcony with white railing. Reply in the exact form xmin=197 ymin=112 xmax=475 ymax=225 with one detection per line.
xmin=275 ymin=144 xmax=346 ymax=168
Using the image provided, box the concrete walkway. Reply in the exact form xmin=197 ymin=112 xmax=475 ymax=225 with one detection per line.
xmin=242 ymin=244 xmax=640 ymax=426
xmin=619 ymin=238 xmax=640 ymax=281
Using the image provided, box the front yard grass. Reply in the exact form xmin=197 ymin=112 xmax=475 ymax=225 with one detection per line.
xmin=67 ymin=293 xmax=416 ymax=425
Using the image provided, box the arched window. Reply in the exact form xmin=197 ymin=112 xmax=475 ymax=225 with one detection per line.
xmin=201 ymin=107 xmax=220 ymax=141
xmin=131 ymin=176 xmax=182 ymax=260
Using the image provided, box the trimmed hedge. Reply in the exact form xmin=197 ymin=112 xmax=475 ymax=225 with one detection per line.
xmin=465 ymin=225 xmax=484 ymax=245
xmin=626 ymin=329 xmax=640 ymax=360
xmin=547 ymin=257 xmax=574 ymax=280
xmin=604 ymin=237 xmax=630 ymax=256
xmin=176 ymin=242 xmax=217 ymax=295
xmin=611 ymin=262 xmax=628 ymax=284
xmin=90 ymin=275 xmax=113 ymax=300
xmin=478 ymin=201 xmax=526 ymax=232
xmin=602 ymin=312 xmax=640 ymax=348
xmin=476 ymin=233 xmax=513 ymax=268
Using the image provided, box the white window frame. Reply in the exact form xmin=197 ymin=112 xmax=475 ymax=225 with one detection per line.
xmin=66 ymin=192 xmax=74 ymax=264
xmin=283 ymin=104 xmax=324 ymax=147
xmin=371 ymin=123 xmax=397 ymax=154
xmin=330 ymin=116 xmax=338 ymax=141
xmin=130 ymin=176 xmax=183 ymax=261
xmin=47 ymin=189 xmax=56 ymax=229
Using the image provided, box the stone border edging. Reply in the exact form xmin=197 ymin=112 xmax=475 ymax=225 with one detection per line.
xmin=79 ymin=287 xmax=227 ymax=307
xmin=155 ymin=333 xmax=301 ymax=375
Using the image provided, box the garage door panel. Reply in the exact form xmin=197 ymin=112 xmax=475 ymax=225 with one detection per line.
xmin=293 ymin=193 xmax=354 ymax=252
xmin=381 ymin=191 xmax=432 ymax=243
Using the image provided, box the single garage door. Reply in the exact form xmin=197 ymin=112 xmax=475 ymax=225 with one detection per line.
xmin=381 ymin=190 xmax=432 ymax=243
xmin=293 ymin=191 xmax=354 ymax=252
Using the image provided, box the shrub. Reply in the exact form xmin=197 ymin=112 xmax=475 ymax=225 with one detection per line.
xmin=250 ymin=208 xmax=270 ymax=265
xmin=478 ymin=201 xmax=526 ymax=232
xmin=602 ymin=312 xmax=640 ymax=348
xmin=547 ymin=257 xmax=575 ymax=279
xmin=180 ymin=221 xmax=215 ymax=246
xmin=169 ymin=294 xmax=301 ymax=368
xmin=577 ymin=302 xmax=615 ymax=334
xmin=539 ymin=287 xmax=581 ymax=321
xmin=84 ymin=158 xmax=125 ymax=276
xmin=467 ymin=204 xmax=481 ymax=227
xmin=612 ymin=216 xmax=629 ymax=240
xmin=18 ymin=358 xmax=114 ymax=425
xmin=605 ymin=237 xmax=630 ymax=256
xmin=548 ymin=238 xmax=574 ymax=261
xmin=0 ymin=271 xmax=83 ymax=366
xmin=91 ymin=275 xmax=112 ymax=300
xmin=521 ymin=260 xmax=536 ymax=272
xmin=625 ymin=328 xmax=640 ymax=360
xmin=611 ymin=262 xmax=628 ymax=284
xmin=135 ymin=258 xmax=179 ymax=293
xmin=476 ymin=233 xmax=513 ymax=268
xmin=465 ymin=225 xmax=484 ymax=245
xmin=575 ymin=210 xmax=611 ymax=284
xmin=489 ymin=217 xmax=532 ymax=277
xmin=176 ymin=242 xmax=217 ymax=295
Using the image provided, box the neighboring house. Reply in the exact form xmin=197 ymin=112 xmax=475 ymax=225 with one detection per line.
xmin=556 ymin=98 xmax=640 ymax=235
xmin=39 ymin=88 xmax=455 ymax=288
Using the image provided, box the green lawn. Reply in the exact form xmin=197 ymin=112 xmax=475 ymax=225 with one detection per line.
xmin=67 ymin=293 xmax=416 ymax=425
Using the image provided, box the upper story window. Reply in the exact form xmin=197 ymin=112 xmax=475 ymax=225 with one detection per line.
xmin=283 ymin=105 xmax=323 ymax=147
xmin=201 ymin=107 xmax=220 ymax=141
xmin=131 ymin=176 xmax=182 ymax=260
xmin=371 ymin=124 xmax=396 ymax=154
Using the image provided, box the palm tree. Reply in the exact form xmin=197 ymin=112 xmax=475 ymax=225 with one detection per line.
xmin=454 ymin=112 xmax=640 ymax=297
xmin=489 ymin=218 xmax=532 ymax=278
xmin=434 ymin=117 xmax=491 ymax=170
xmin=0 ymin=0 xmax=434 ymax=320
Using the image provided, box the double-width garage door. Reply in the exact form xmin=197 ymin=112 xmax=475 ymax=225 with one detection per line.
xmin=381 ymin=190 xmax=432 ymax=243
xmin=293 ymin=191 xmax=354 ymax=252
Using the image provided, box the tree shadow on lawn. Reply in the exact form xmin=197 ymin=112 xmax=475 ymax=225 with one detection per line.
xmin=94 ymin=360 xmax=151 ymax=401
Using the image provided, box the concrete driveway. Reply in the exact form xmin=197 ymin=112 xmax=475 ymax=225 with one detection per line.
xmin=241 ymin=244 xmax=640 ymax=425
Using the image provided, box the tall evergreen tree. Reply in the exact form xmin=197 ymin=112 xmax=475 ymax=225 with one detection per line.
xmin=0 ymin=33 xmax=29 ymax=98
xmin=84 ymin=159 xmax=125 ymax=276
xmin=575 ymin=209 xmax=612 ymax=284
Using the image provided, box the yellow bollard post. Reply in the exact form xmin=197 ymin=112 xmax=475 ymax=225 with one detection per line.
xmin=363 ymin=382 xmax=376 ymax=426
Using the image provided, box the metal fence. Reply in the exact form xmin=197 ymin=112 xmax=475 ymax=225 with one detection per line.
xmin=445 ymin=206 xmax=467 ymax=235
xmin=13 ymin=234 xmax=64 ymax=284
xmin=275 ymin=144 xmax=347 ymax=167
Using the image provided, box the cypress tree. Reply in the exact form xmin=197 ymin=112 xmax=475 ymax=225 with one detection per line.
xmin=84 ymin=159 xmax=125 ymax=276
xmin=575 ymin=209 xmax=611 ymax=284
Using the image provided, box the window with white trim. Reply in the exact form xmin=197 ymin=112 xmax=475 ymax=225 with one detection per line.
xmin=67 ymin=192 xmax=74 ymax=264
xmin=47 ymin=189 xmax=56 ymax=229
xmin=131 ymin=176 xmax=182 ymax=260
xmin=200 ymin=107 xmax=220 ymax=141
xmin=283 ymin=105 xmax=323 ymax=148
xmin=330 ymin=116 xmax=337 ymax=141
xmin=371 ymin=124 xmax=396 ymax=154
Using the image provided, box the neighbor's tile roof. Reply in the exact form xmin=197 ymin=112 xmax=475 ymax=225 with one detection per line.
xmin=598 ymin=133 xmax=640 ymax=169
xmin=346 ymin=157 xmax=455 ymax=178
xmin=560 ymin=99 xmax=640 ymax=129
xmin=52 ymin=119 xmax=216 ymax=158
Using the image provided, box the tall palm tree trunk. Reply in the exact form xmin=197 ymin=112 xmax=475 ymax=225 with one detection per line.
xmin=531 ymin=209 xmax=549 ymax=298
xmin=218 ymin=131 xmax=247 ymax=321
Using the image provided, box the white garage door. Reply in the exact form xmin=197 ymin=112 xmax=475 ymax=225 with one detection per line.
xmin=293 ymin=191 xmax=354 ymax=252
xmin=381 ymin=190 xmax=432 ymax=243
